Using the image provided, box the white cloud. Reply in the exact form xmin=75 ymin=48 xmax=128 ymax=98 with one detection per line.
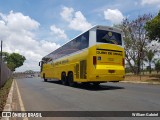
xmin=134 ymin=2 xmax=138 ymax=6
xmin=104 ymin=9 xmax=124 ymax=24
xmin=68 ymin=11 xmax=92 ymax=31
xmin=50 ymin=25 xmax=67 ymax=39
xmin=0 ymin=11 xmax=60 ymax=72
xmin=60 ymin=6 xmax=74 ymax=22
xmin=16 ymin=41 xmax=60 ymax=72
xmin=60 ymin=6 xmax=92 ymax=32
xmin=141 ymin=0 xmax=160 ymax=5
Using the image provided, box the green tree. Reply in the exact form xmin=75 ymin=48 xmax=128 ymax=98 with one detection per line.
xmin=144 ymin=49 xmax=156 ymax=74
xmin=145 ymin=11 xmax=160 ymax=40
xmin=2 ymin=52 xmax=9 ymax=62
xmin=154 ymin=60 xmax=160 ymax=74
xmin=115 ymin=14 xmax=152 ymax=74
xmin=7 ymin=62 xmax=16 ymax=71
xmin=4 ymin=52 xmax=26 ymax=71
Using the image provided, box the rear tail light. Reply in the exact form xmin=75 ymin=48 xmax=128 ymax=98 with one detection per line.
xmin=122 ymin=58 xmax=125 ymax=67
xmin=93 ymin=56 xmax=97 ymax=66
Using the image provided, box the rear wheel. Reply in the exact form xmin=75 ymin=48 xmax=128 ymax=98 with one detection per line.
xmin=82 ymin=82 xmax=90 ymax=86
xmin=61 ymin=73 xmax=68 ymax=85
xmin=68 ymin=72 xmax=76 ymax=87
xmin=43 ymin=74 xmax=47 ymax=82
xmin=92 ymin=82 xmax=100 ymax=86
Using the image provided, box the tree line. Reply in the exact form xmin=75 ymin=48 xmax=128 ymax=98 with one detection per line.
xmin=115 ymin=11 xmax=160 ymax=74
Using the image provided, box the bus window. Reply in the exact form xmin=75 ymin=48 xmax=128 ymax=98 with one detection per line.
xmin=96 ymin=30 xmax=122 ymax=45
xmin=80 ymin=31 xmax=89 ymax=49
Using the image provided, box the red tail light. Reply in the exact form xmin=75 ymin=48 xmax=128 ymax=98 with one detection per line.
xmin=93 ymin=56 xmax=97 ymax=66
xmin=122 ymin=58 xmax=125 ymax=67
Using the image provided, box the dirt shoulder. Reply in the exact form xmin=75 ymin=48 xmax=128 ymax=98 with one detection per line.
xmin=0 ymin=79 xmax=13 ymax=111
xmin=123 ymin=74 xmax=160 ymax=84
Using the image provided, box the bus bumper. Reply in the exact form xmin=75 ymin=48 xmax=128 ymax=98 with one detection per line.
xmin=87 ymin=74 xmax=125 ymax=82
xmin=87 ymin=65 xmax=125 ymax=82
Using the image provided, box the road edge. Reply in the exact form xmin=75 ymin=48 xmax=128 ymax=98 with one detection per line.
xmin=3 ymin=79 xmax=14 ymax=111
xmin=1 ymin=79 xmax=14 ymax=120
xmin=121 ymin=81 xmax=160 ymax=85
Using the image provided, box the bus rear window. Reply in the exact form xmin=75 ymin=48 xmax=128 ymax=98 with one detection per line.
xmin=96 ymin=30 xmax=122 ymax=45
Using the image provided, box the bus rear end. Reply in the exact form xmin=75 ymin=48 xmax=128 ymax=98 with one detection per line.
xmin=88 ymin=26 xmax=125 ymax=83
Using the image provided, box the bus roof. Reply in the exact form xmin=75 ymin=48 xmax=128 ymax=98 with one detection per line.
xmin=42 ymin=25 xmax=122 ymax=60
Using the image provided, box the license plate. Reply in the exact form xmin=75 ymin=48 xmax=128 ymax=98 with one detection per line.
xmin=108 ymin=70 xmax=115 ymax=73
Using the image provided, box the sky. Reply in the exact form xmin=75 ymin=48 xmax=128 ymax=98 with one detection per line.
xmin=0 ymin=0 xmax=160 ymax=72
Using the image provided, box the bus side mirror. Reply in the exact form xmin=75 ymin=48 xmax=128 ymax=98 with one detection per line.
xmin=39 ymin=61 xmax=41 ymax=66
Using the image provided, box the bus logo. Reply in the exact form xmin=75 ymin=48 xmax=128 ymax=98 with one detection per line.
xmin=108 ymin=32 xmax=112 ymax=37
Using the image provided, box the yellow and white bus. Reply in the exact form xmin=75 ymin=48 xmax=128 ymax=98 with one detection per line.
xmin=39 ymin=25 xmax=125 ymax=86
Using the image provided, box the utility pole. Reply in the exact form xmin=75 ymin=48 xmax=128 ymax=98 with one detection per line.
xmin=0 ymin=40 xmax=2 ymax=88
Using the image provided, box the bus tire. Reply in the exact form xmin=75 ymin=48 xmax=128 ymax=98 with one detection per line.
xmin=92 ymin=82 xmax=100 ymax=86
xmin=61 ymin=72 xmax=68 ymax=85
xmin=68 ymin=72 xmax=76 ymax=87
xmin=43 ymin=74 xmax=47 ymax=82
xmin=82 ymin=82 xmax=90 ymax=86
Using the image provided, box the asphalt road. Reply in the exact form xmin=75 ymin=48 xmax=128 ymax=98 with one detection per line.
xmin=15 ymin=77 xmax=160 ymax=120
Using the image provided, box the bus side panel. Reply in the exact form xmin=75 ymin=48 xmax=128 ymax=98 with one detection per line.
xmin=41 ymin=64 xmax=53 ymax=79
xmin=45 ymin=49 xmax=89 ymax=82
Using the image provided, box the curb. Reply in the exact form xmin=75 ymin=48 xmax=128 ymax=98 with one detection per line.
xmin=1 ymin=80 xmax=14 ymax=120
xmin=121 ymin=81 xmax=160 ymax=85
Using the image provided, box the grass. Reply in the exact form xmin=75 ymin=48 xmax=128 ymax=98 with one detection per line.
xmin=125 ymin=74 xmax=160 ymax=83
xmin=0 ymin=79 xmax=13 ymax=111
xmin=125 ymin=71 xmax=160 ymax=82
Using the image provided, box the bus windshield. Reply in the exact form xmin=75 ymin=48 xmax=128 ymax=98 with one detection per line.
xmin=96 ymin=29 xmax=122 ymax=45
